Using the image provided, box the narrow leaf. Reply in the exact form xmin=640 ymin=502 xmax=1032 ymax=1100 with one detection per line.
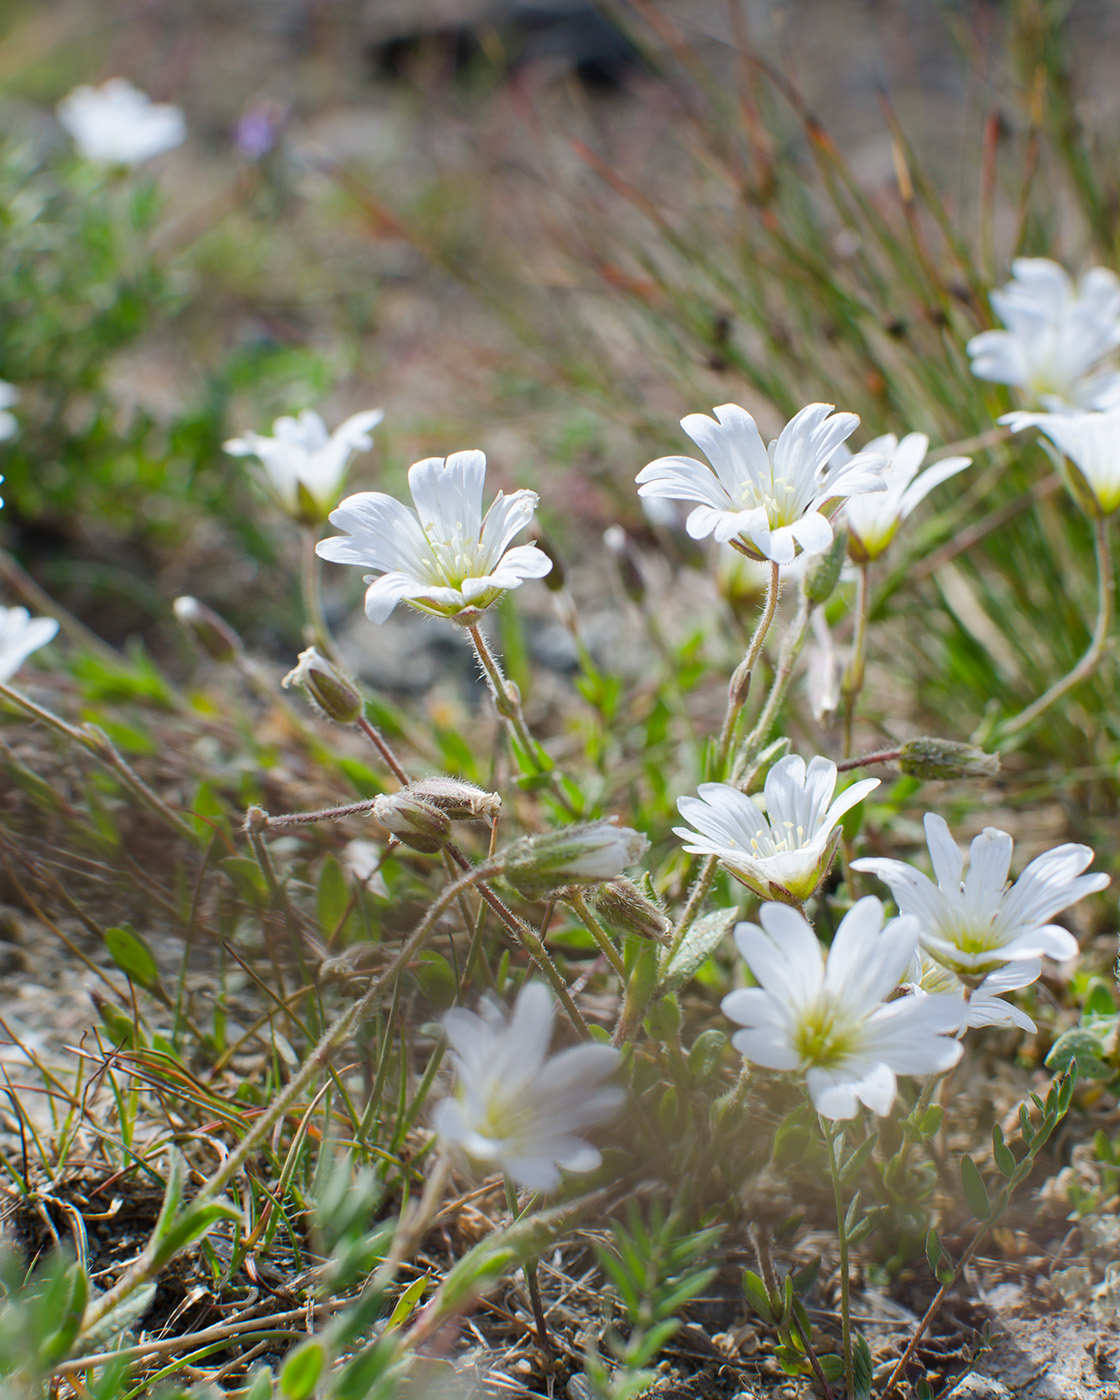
xmin=960 ymin=1155 xmax=990 ymax=1219
xmin=742 ymin=1269 xmax=774 ymax=1322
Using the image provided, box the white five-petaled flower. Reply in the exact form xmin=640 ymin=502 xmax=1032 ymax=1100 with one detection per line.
xmin=57 ymin=78 xmax=186 ymax=166
xmin=966 ymin=258 xmax=1120 ymax=411
xmin=431 ymin=982 xmax=624 ymax=1191
xmin=0 ymin=607 xmax=59 ymax=682
xmin=674 ymin=755 xmax=879 ymax=904
xmin=636 ymin=402 xmax=886 ymax=565
xmin=853 ymin=813 xmax=1108 ymax=982
xmin=0 ymin=383 xmax=19 ymax=445
xmin=1001 ymin=408 xmax=1120 ymax=518
xmin=722 ymin=898 xmax=964 ymax=1120
xmin=316 ymin=449 xmax=552 ymax=623
xmin=904 ymin=953 xmax=1041 ymax=1034
xmin=840 ymin=433 xmax=971 ymax=562
xmin=224 ymin=408 xmax=383 ymax=521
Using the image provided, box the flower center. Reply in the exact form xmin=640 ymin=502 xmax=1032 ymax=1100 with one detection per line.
xmin=793 ymin=996 xmax=859 ymax=1069
xmin=748 ymin=820 xmax=809 ymax=860
xmin=421 ymin=523 xmax=489 ymax=589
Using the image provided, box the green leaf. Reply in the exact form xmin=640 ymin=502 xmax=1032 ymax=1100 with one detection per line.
xmin=992 ymin=1123 xmax=1016 ymax=1177
xmin=960 ymin=1155 xmax=990 ymax=1219
xmin=840 ymin=1134 xmax=878 ymax=1183
xmin=660 ymin=908 xmax=740 ymax=993
xmin=843 ymin=1190 xmax=862 ymax=1236
xmin=385 ymin=1274 xmax=427 ymax=1330
xmin=105 ymin=924 xmax=162 ymax=995
xmin=925 ymin=1225 xmax=943 ymax=1274
xmin=151 ymin=1200 xmax=241 ymax=1269
xmin=742 ymin=1269 xmax=774 ymax=1322
xmin=775 ymin=1343 xmax=807 ymax=1376
xmin=687 ymin=1028 xmax=726 ymax=1082
xmin=818 ymin=1355 xmax=845 ymax=1382
xmin=1046 ymin=1026 xmax=1114 ymax=1079
xmin=852 ymin=1332 xmax=874 ymax=1400
xmin=791 ymin=1255 xmax=820 ymax=1297
xmin=280 ymin=1339 xmax=325 ymax=1400
xmin=1084 ymin=979 xmax=1117 ymax=1020
xmin=1018 ymin=1102 xmax=1035 ymax=1145
xmin=917 ymin=1104 xmax=944 ymax=1138
xmin=38 ymin=1259 xmax=89 ymax=1365
xmin=243 ymin=1368 xmax=274 ymax=1400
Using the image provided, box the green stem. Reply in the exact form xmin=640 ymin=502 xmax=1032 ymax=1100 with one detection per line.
xmin=301 ymin=528 xmax=338 ymax=662
xmin=569 ymin=889 xmax=627 ymax=979
xmin=505 ymin=1175 xmax=553 ymax=1361
xmin=1000 ymin=512 xmax=1114 ymax=741
xmin=357 ymin=714 xmax=411 ymax=785
xmin=732 ymin=581 xmax=813 ymax=782
xmin=841 ymin=562 xmax=870 ymax=760
xmin=821 ymin=1116 xmax=853 ymax=1398
xmin=0 ymin=683 xmax=198 ymax=845
xmin=467 ymin=622 xmax=574 ymax=813
xmin=714 ymin=559 xmax=781 ymax=778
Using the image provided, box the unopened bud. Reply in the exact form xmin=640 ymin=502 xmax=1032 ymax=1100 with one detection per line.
xmin=803 ymin=529 xmax=848 ymax=604
xmin=282 ymin=647 xmax=363 ymax=725
xmin=501 ymin=819 xmax=650 ymax=901
xmin=898 ymin=737 xmax=1000 ymax=782
xmin=406 ymin=777 xmax=501 ymax=825
xmin=587 ymin=877 xmax=671 ymax=943
xmin=371 ymin=792 xmax=451 ymax=853
xmin=174 ymin=596 xmax=241 ymax=664
xmin=604 ymin=525 xmax=646 ymax=604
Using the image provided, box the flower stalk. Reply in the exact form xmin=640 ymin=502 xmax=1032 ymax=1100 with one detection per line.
xmin=714 ymin=559 xmax=780 ymax=778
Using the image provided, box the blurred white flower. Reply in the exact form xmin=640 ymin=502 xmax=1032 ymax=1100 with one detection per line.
xmin=805 ymin=608 xmax=843 ymax=722
xmin=854 ymin=813 xmax=1108 ymax=981
xmin=722 ymin=898 xmax=964 ymax=1119
xmin=431 ymin=981 xmax=623 ymax=1190
xmin=840 ymin=433 xmax=971 ymax=561
xmin=57 ymin=78 xmax=186 ymax=166
xmin=967 ymin=258 xmax=1120 ymax=411
xmin=317 ymin=449 xmax=551 ymax=623
xmin=0 ymin=607 xmax=59 ymax=682
xmin=636 ymin=402 xmax=885 ymax=565
xmin=905 ymin=953 xmax=1040 ymax=1033
xmin=674 ymin=755 xmax=878 ymax=904
xmin=340 ymin=840 xmax=389 ymax=897
xmin=0 ymin=383 xmax=19 ymax=445
xmin=1001 ymin=408 xmax=1120 ymax=517
xmin=225 ymin=408 xmax=383 ymax=521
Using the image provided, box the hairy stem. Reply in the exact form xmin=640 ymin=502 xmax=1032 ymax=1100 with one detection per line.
xmin=841 ymin=562 xmax=870 ymax=760
xmin=714 ymin=559 xmax=781 ymax=778
xmin=821 ymin=1116 xmax=853 ymax=1398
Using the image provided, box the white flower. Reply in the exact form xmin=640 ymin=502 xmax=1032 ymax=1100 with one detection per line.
xmin=635 ymin=402 xmax=885 ymax=565
xmin=853 ymin=813 xmax=1108 ymax=981
xmin=1001 ymin=408 xmax=1120 ymax=517
xmin=905 ymin=953 xmax=1040 ymax=1033
xmin=316 ymin=449 xmax=552 ymax=623
xmin=722 ymin=898 xmax=964 ymax=1119
xmin=674 ymin=755 xmax=879 ymax=903
xmin=57 ymin=78 xmax=186 ymax=166
xmin=0 ymin=383 xmax=19 ymax=445
xmin=225 ymin=408 xmax=383 ymax=521
xmin=966 ymin=258 xmax=1120 ymax=411
xmin=840 ymin=433 xmax=971 ymax=561
xmin=0 ymin=607 xmax=59 ymax=682
xmin=431 ymin=982 xmax=623 ymax=1190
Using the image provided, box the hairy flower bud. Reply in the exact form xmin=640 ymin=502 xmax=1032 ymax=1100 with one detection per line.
xmin=500 ymin=819 xmax=649 ymax=901
xmin=174 ymin=596 xmax=241 ymax=664
xmin=282 ymin=647 xmax=363 ymax=725
xmin=897 ymin=737 xmax=1000 ymax=782
xmin=587 ymin=877 xmax=672 ymax=943
xmin=406 ymin=777 xmax=501 ymax=825
xmin=803 ymin=529 xmax=848 ymax=604
xmin=371 ymin=792 xmax=451 ymax=854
